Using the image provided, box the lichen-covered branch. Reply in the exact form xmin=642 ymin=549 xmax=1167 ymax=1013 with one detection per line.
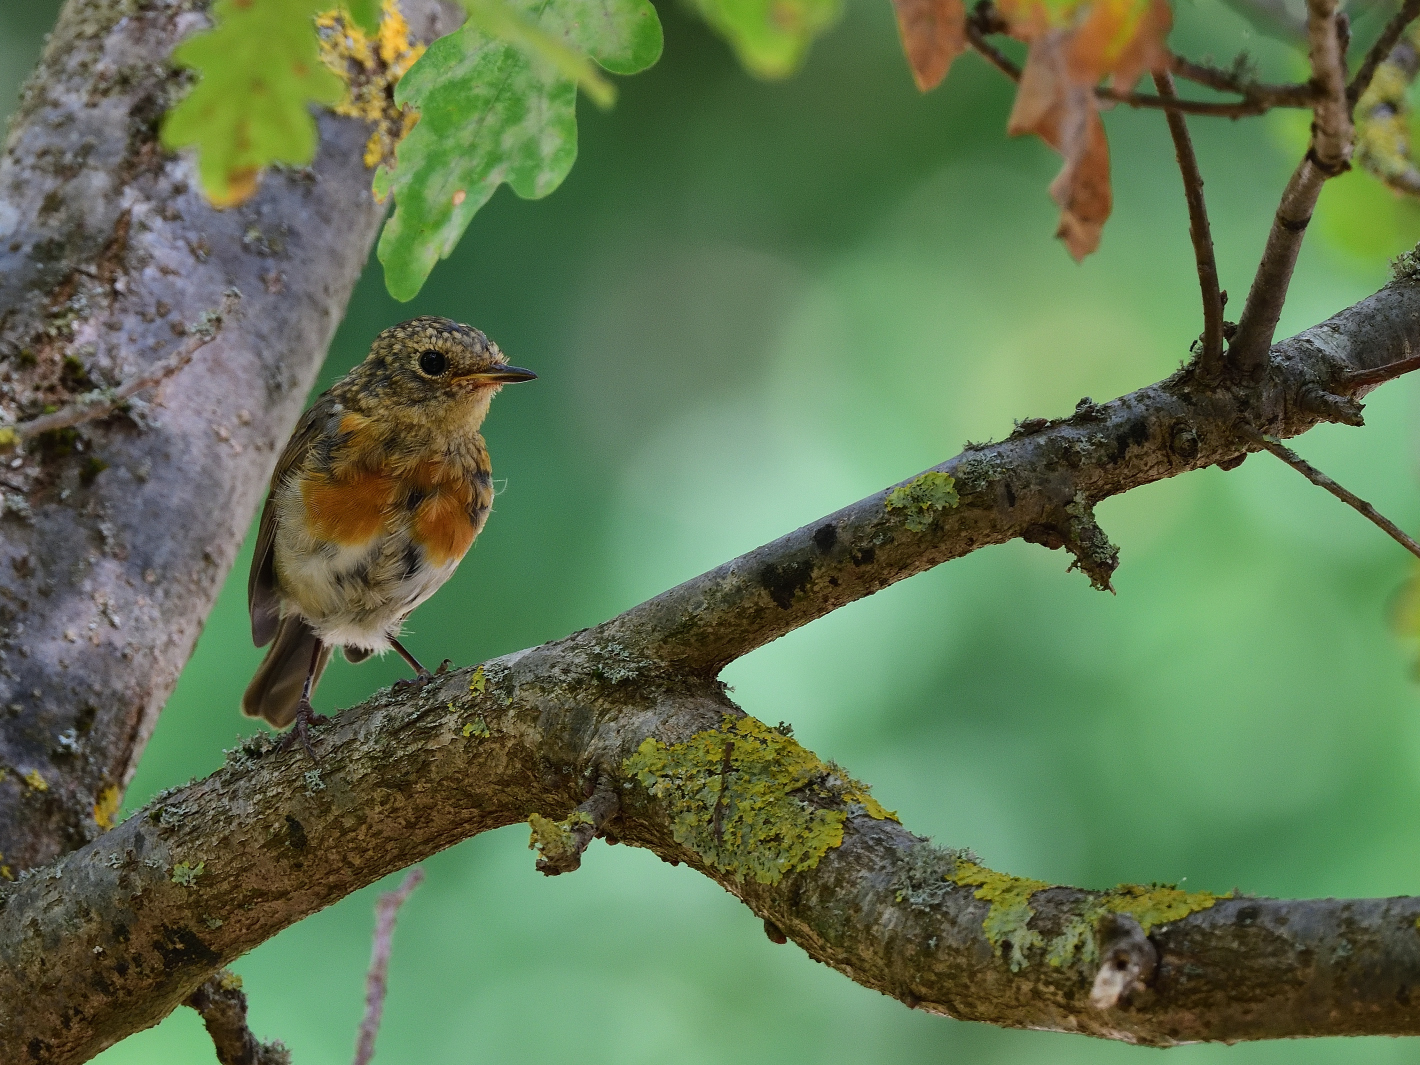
xmin=7 ymin=639 xmax=1420 ymax=1064
xmin=7 ymin=261 xmax=1420 ymax=1060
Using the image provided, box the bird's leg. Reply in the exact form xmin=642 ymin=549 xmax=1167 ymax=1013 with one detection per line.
xmin=389 ymin=636 xmax=451 ymax=691
xmin=278 ymin=637 xmax=331 ymax=761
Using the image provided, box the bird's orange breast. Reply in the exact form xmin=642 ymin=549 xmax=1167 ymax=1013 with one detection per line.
xmin=409 ymin=460 xmax=477 ymax=567
xmin=300 ymin=470 xmax=396 ymax=545
xmin=298 ymin=456 xmax=477 ymax=568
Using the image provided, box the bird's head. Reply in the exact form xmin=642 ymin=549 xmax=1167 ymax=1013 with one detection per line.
xmin=360 ymin=316 xmax=536 ymax=428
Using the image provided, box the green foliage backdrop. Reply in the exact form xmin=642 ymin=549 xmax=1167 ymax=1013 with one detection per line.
xmin=5 ymin=0 xmax=1418 ymax=1061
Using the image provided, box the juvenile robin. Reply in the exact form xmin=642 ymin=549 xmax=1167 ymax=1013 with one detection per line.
xmin=242 ymin=316 xmax=535 ymax=754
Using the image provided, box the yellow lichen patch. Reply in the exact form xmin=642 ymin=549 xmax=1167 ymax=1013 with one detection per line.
xmin=0 ymin=853 xmax=11 ymax=880
xmin=625 ymin=715 xmax=897 ymax=886
xmin=1046 ymin=883 xmax=1225 ymax=968
xmin=316 ymin=0 xmax=425 ymax=172
xmin=528 ymin=810 xmax=592 ymax=867
xmin=23 ymin=769 xmax=47 ymax=792
xmin=949 ymin=861 xmax=1049 ymax=971
xmin=93 ymin=785 xmax=122 ymax=830
xmin=0 ymin=426 xmax=18 ymax=451
xmin=885 ymin=471 xmax=959 ymax=532
xmin=469 ymin=665 xmax=487 ymax=694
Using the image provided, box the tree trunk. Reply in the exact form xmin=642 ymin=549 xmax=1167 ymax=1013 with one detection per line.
xmin=0 ymin=0 xmax=451 ymax=873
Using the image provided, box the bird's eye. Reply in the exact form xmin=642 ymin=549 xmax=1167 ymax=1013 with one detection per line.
xmin=418 ymin=349 xmax=447 ymax=376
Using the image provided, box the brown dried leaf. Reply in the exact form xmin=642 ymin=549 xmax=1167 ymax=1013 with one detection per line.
xmin=890 ymin=0 xmax=967 ymax=91
xmin=1007 ymin=32 xmax=1111 ymax=260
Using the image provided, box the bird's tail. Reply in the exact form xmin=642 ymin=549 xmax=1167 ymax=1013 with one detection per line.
xmin=241 ymin=616 xmax=332 ymax=727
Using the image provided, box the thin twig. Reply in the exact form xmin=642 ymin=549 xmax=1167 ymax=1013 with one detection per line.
xmin=186 ymin=970 xmax=291 ymax=1065
xmin=1229 ymin=1 xmax=1352 ymax=380
xmin=964 ymin=23 xmax=1020 ymax=81
xmin=1248 ymin=430 xmax=1420 ymax=561
xmin=1152 ymin=70 xmax=1226 ymax=377
xmin=353 ymin=867 xmax=425 ymax=1065
xmin=1342 ymin=350 xmax=1420 ymax=389
xmin=4 ymin=292 xmax=237 ymax=443
xmin=1349 ymin=0 xmax=1420 ymax=105
xmin=1171 ymin=55 xmax=1318 ymax=108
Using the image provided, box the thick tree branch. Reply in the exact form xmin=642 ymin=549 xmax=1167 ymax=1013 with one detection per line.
xmin=7 ymin=269 xmax=1420 ymax=1061
xmin=1229 ymin=0 xmax=1354 ymax=379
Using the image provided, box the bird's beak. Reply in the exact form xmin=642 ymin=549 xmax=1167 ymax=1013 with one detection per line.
xmin=454 ymin=365 xmax=538 ymax=385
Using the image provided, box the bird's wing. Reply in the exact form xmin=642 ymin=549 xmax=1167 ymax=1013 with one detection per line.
xmin=248 ymin=401 xmax=329 ymax=647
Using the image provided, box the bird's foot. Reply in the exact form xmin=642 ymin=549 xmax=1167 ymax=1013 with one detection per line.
xmin=278 ymin=700 xmax=332 ymax=761
xmin=393 ymin=659 xmax=453 ymax=692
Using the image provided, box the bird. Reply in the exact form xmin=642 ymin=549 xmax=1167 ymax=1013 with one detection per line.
xmin=242 ymin=316 xmax=535 ymax=755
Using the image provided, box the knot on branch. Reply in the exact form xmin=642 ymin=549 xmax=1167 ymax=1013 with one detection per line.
xmin=529 ymin=775 xmax=620 ymax=876
xmin=1089 ymin=913 xmax=1158 ymax=1011
xmin=185 ymin=970 xmax=290 ymax=1065
xmin=1022 ymin=493 xmax=1120 ymax=592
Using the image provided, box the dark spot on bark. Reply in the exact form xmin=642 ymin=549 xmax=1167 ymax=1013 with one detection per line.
xmin=1237 ymin=905 xmax=1259 ymax=925
xmin=1216 ymin=453 xmax=1246 ymax=471
xmin=114 ymin=960 xmax=128 ymax=977
xmin=760 ymin=558 xmax=813 ymax=609
xmin=812 ymin=523 xmax=837 ymax=553
xmin=131 ymin=833 xmax=145 ymax=858
xmin=1004 ymin=482 xmax=1016 ymax=508
xmin=28 ymin=1037 xmax=51 ymax=1061
xmin=285 ymin=814 xmax=307 ymax=851
xmin=1398 ymin=985 xmax=1411 ymax=1006
xmin=154 ymin=924 xmax=218 ymax=972
xmin=828 ymin=576 xmax=839 ymax=586
xmin=1112 ymin=418 xmax=1150 ymax=463
xmin=851 ymin=546 xmax=875 ymax=566
xmin=112 ymin=921 xmax=129 ymax=943
xmin=76 ymin=703 xmax=98 ymax=735
xmin=763 ymin=918 xmax=787 ymax=944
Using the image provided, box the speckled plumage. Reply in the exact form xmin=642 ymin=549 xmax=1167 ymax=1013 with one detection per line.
xmin=242 ymin=316 xmax=534 ymax=729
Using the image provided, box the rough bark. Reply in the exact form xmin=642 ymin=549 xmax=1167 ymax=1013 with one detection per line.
xmin=5 ymin=270 xmax=1420 ymax=1061
xmin=0 ymin=0 xmax=452 ymax=873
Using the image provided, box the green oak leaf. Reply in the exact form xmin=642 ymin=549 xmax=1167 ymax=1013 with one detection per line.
xmin=688 ymin=0 xmax=842 ymax=79
xmin=162 ymin=0 xmax=345 ymax=207
xmin=375 ymin=0 xmax=662 ymax=300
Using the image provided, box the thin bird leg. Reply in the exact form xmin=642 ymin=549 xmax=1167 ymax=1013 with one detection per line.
xmin=279 ymin=636 xmax=331 ymax=761
xmin=389 ymin=636 xmax=453 ymax=691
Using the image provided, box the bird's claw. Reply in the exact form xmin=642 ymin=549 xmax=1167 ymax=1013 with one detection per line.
xmin=278 ymin=700 xmax=331 ymax=762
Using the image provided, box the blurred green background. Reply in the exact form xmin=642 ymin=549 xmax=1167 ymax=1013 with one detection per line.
xmin=9 ymin=0 xmax=1420 ymax=1061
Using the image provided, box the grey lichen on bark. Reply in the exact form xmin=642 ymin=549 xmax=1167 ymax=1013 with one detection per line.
xmin=0 ymin=0 xmax=452 ymax=874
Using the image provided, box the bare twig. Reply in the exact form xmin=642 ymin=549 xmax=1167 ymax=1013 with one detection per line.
xmin=1343 ymin=349 xmax=1420 ymax=389
xmin=1248 ymin=430 xmax=1420 ymax=561
xmin=1 ymin=292 xmax=236 ymax=444
xmin=1171 ymin=55 xmax=1318 ymax=108
xmin=1229 ymin=2 xmax=1352 ymax=380
xmin=1153 ymin=70 xmax=1226 ymax=377
xmin=186 ymin=971 xmax=290 ymax=1065
xmin=1348 ymin=0 xmax=1420 ymax=104
xmin=353 ymin=867 xmax=425 ymax=1065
